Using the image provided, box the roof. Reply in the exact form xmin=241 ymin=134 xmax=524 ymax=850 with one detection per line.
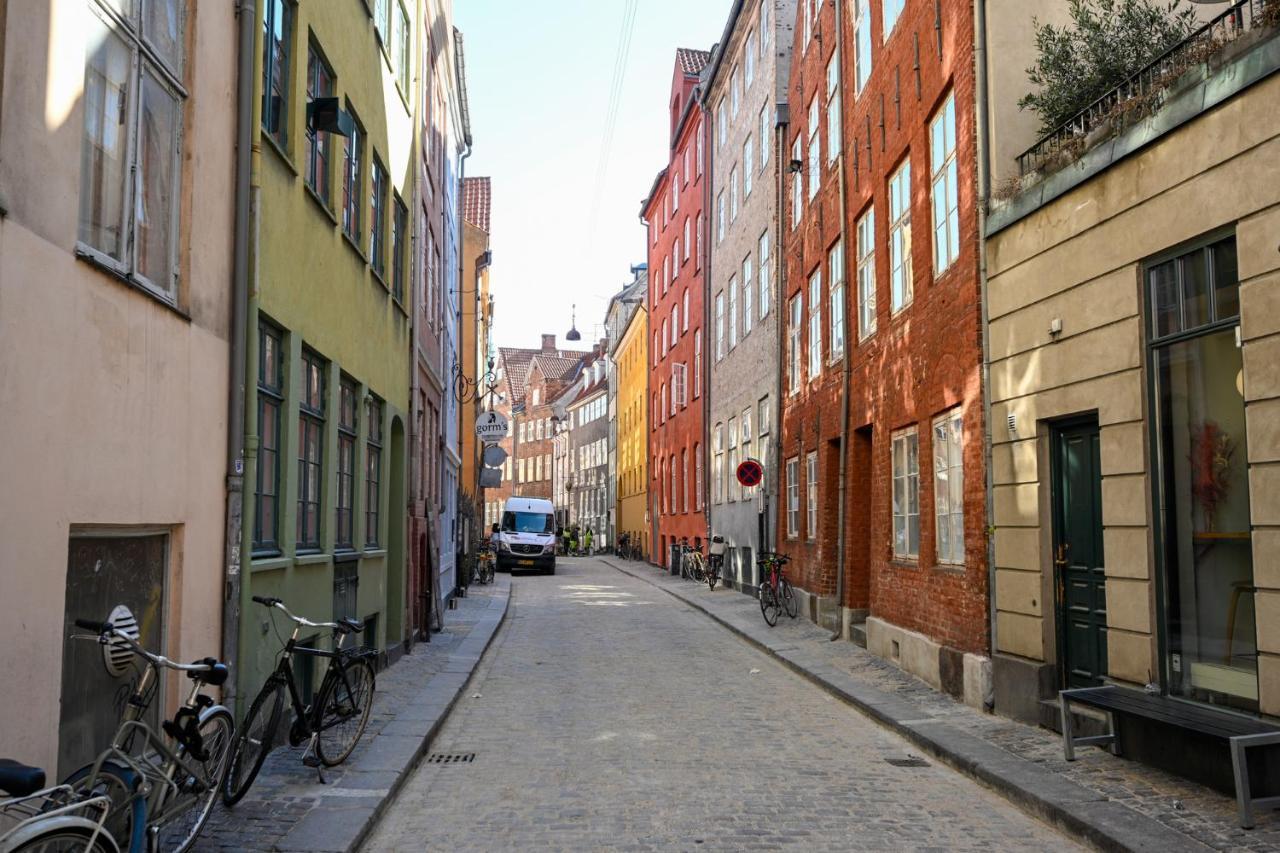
xmin=676 ymin=47 xmax=712 ymax=76
xmin=499 ymin=345 xmax=588 ymax=405
xmin=462 ymin=177 xmax=491 ymax=231
xmin=530 ymin=354 xmax=582 ymax=382
xmin=701 ymin=1 xmax=748 ymax=100
xmin=640 ymin=166 xmax=670 ymax=219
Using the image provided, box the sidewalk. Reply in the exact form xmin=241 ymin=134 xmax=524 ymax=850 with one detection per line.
xmin=605 ymin=558 xmax=1279 ymax=853
xmin=195 ymin=575 xmax=510 ymax=853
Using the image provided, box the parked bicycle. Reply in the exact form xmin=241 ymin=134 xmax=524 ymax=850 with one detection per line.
xmin=679 ymin=542 xmax=707 ymax=583
xmin=474 ymin=542 xmax=495 ymax=585
xmin=1 ymin=762 xmax=116 ymax=852
xmin=757 ymin=552 xmax=798 ymax=626
xmin=222 ymin=597 xmax=376 ymax=805
xmin=64 ymin=613 xmax=234 ymax=853
xmin=705 ymin=535 xmax=726 ymax=592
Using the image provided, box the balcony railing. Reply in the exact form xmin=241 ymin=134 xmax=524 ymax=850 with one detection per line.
xmin=1017 ymin=0 xmax=1277 ymax=177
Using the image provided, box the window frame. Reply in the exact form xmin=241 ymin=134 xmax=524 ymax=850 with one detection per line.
xmin=807 ymin=270 xmax=822 ymax=380
xmin=304 ymin=44 xmax=335 ymax=208
xmin=335 ymin=376 xmax=359 ymax=551
xmin=857 ymin=207 xmax=877 ymax=339
xmin=891 ymin=426 xmax=920 ymax=561
xmin=370 ymin=155 xmax=389 ymax=278
xmin=932 ymin=407 xmax=965 ymax=566
xmin=829 ymin=239 xmax=845 ymax=361
xmin=786 ymin=456 xmax=800 ymax=538
xmin=366 ymin=396 xmax=383 ymax=547
xmin=806 ymin=451 xmax=818 ymax=539
xmin=262 ymin=0 xmax=294 ymax=148
xmin=297 ymin=347 xmax=327 ymax=553
xmin=888 ymin=158 xmax=913 ymax=313
xmin=930 ymin=92 xmax=961 ymax=275
xmin=254 ymin=321 xmax=285 ymax=555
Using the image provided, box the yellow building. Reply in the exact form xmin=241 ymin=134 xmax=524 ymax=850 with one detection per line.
xmin=239 ymin=0 xmax=416 ymax=700
xmin=614 ymin=293 xmax=650 ymax=559
xmin=460 ymin=177 xmax=493 ymax=530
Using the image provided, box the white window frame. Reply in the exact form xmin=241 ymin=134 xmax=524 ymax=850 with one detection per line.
xmin=807 ymin=270 xmax=822 ymax=380
xmin=717 ymin=98 xmax=727 ymax=148
xmin=717 ymin=191 xmax=726 ymax=243
xmin=759 ymin=106 xmax=770 ymax=171
xmin=745 ymin=31 xmax=756 ymax=88
xmin=694 ymin=329 xmax=702 ymax=398
xmin=829 ymin=239 xmax=845 ymax=360
xmin=758 ymin=230 xmax=771 ymax=318
xmin=788 ymin=293 xmax=802 ymax=394
xmin=731 ymin=64 xmax=741 ymax=118
xmin=931 ymin=92 xmax=960 ymax=275
xmin=854 ymin=0 xmax=872 ymax=93
xmin=728 ymin=275 xmax=738 ymax=350
xmin=791 ymin=137 xmax=803 ymax=227
xmin=743 ymin=136 xmax=754 ymax=197
xmin=683 ymin=288 xmax=690 ymax=332
xmin=892 ymin=426 xmax=920 ymax=560
xmin=730 ymin=166 xmax=739 ymax=221
xmin=806 ymin=452 xmax=818 ymax=539
xmin=933 ymin=407 xmax=965 ymax=565
xmin=857 ymin=208 xmax=877 ymax=339
xmin=889 ymin=159 xmax=913 ymax=313
xmin=883 ymin=0 xmax=906 ymax=40
xmin=826 ymin=51 xmax=841 ymax=166
xmin=683 ymin=216 xmax=691 ymax=261
xmin=697 ymin=118 xmax=705 ymax=174
xmin=807 ymin=96 xmax=820 ymax=200
xmin=715 ymin=291 xmax=726 ymax=361
xmin=786 ymin=456 xmax=800 ymax=537
xmin=742 ymin=255 xmax=754 ymax=336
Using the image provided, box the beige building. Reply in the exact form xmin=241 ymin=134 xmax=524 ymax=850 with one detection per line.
xmin=0 ymin=1 xmax=237 ymax=775
xmin=984 ymin=6 xmax=1280 ymax=723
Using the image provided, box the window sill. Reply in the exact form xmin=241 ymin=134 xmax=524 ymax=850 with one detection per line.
xmin=75 ymin=249 xmax=191 ymax=322
xmin=372 ymin=267 xmax=390 ymax=292
xmin=890 ymin=559 xmax=919 ymax=569
xmin=933 ymin=561 xmax=966 ymax=574
xmin=305 ymin=184 xmax=338 ymax=226
xmin=262 ymin=130 xmax=297 ymax=176
xmin=294 ymin=551 xmax=331 ymax=567
xmin=342 ymin=229 xmax=368 ymax=263
xmin=392 ymin=295 xmax=408 ymax=317
xmin=250 ymin=555 xmax=291 ymax=574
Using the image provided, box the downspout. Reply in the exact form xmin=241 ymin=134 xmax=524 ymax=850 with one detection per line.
xmin=639 ymin=213 xmax=654 ymax=562
xmin=701 ymin=101 xmax=713 ymax=551
xmin=831 ymin=0 xmax=851 ymax=641
xmin=974 ymin=0 xmax=998 ymax=665
xmin=222 ymin=0 xmax=256 ymax=712
xmin=773 ymin=104 xmax=787 ymax=567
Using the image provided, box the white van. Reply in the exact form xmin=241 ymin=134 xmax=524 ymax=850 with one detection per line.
xmin=494 ymin=497 xmax=557 ymax=574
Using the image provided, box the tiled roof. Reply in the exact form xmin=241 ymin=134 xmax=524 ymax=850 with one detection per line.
xmin=462 ymin=176 xmax=491 ymax=232
xmin=498 ymin=345 xmax=588 ymax=404
xmin=530 ymin=354 xmax=583 ymax=382
xmin=676 ymin=47 xmax=712 ymax=76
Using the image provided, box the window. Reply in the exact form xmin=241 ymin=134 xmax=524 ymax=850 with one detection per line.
xmin=661 ymin=383 xmax=667 ymax=423
xmin=889 ymin=159 xmax=913 ymax=312
xmin=713 ymin=424 xmax=724 ymax=504
xmin=683 ymin=289 xmax=690 ymax=331
xmin=854 ymin=0 xmax=872 ymax=93
xmin=803 ymin=0 xmax=813 ymax=47
xmin=931 ymin=93 xmax=960 ymax=274
xmin=743 ymin=137 xmax=754 ymax=197
xmin=759 ymin=106 xmax=770 ymax=171
xmin=663 ymin=255 xmax=670 ymax=293
xmin=759 ymin=397 xmax=771 ymax=436
xmin=760 ymin=0 xmax=770 ymax=42
xmin=807 ymin=96 xmax=820 ymax=200
xmin=728 ymin=418 xmax=739 ymax=502
xmin=730 ymin=166 xmax=739 ymax=221
xmin=791 ymin=138 xmax=803 ymax=227
xmin=826 ymin=51 xmax=841 ymax=165
xmin=746 ymin=31 xmax=757 ymax=86
xmin=682 ymin=449 xmax=689 ymax=513
xmin=786 ymin=457 xmax=800 ymax=537
xmin=808 ymin=271 xmax=822 ymax=379
xmin=262 ymin=0 xmax=293 ymax=146
xmin=671 ymin=307 xmax=678 ymax=346
xmin=743 ymin=255 xmax=754 ymax=336
xmin=673 ymin=239 xmax=680 ymax=277
xmin=717 ymin=192 xmax=726 ymax=243
xmin=731 ymin=65 xmax=741 ymax=117
xmin=336 ymin=377 xmax=358 ymax=550
xmin=788 ymin=294 xmax=802 ymax=394
xmin=883 ymin=0 xmax=906 ymax=38
xmin=393 ymin=1 xmax=410 ymax=93
xmin=305 ymin=46 xmax=334 ymax=206
xmin=759 ymin=231 xmax=771 ymax=318
xmin=694 ymin=329 xmax=702 ymax=398
xmin=729 ymin=276 xmax=738 ymax=349
xmin=255 ymin=322 xmax=284 ymax=553
xmin=341 ymin=110 xmax=364 ymax=241
xmin=892 ymin=427 xmax=920 ymax=560
xmin=717 ymin=98 xmax=727 ymax=148
xmin=672 ymin=363 xmax=687 ymax=408
xmin=715 ymin=292 xmax=725 ymax=361
xmin=933 ymin=408 xmax=964 ymax=565
xmin=366 ymin=397 xmax=382 ymax=546
xmin=697 ymin=118 xmax=705 ymax=174
xmin=519 ymin=458 xmax=526 ymax=483
xmin=683 ymin=217 xmax=691 ymax=261
xmin=857 ymin=208 xmax=877 ymax=338
xmin=806 ymin=452 xmax=818 ymax=539
xmin=298 ymin=349 xmax=326 ymax=551
xmin=695 ymin=443 xmax=703 ymax=510
xmin=661 ymin=318 xmax=668 ymax=356
xmin=829 ymin=240 xmax=845 ymax=359
xmin=374 ymin=0 xmax=390 ymax=42
xmin=392 ymin=196 xmax=408 ymax=303
xmin=370 ymin=157 xmax=389 ymax=277
xmin=79 ymin=1 xmax=186 ymax=298
xmin=696 ymin=212 xmax=704 ymax=267
xmin=683 ymin=149 xmax=690 ymax=185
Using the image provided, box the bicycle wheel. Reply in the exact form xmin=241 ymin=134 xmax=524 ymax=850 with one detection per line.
xmin=781 ymin=578 xmax=799 ymax=618
xmin=63 ymin=761 xmax=143 ymax=853
xmin=691 ymin=557 xmax=705 ymax=583
xmin=315 ymin=658 xmax=376 ymax=766
xmin=222 ymin=677 xmax=287 ymax=806
xmin=759 ymin=582 xmax=779 ymax=626
xmin=153 ymin=707 xmax=234 ymax=853
xmin=707 ymin=563 xmax=719 ymax=591
xmin=10 ymin=827 xmax=118 ymax=853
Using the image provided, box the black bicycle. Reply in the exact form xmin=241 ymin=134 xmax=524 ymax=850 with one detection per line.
xmin=757 ymin=552 xmax=798 ymax=626
xmin=222 ymin=596 xmax=376 ymax=805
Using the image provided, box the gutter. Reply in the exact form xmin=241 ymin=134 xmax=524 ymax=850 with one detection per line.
xmin=974 ymin=0 xmax=998 ymax=667
xmin=831 ymin=0 xmax=851 ymax=641
xmin=222 ymin=0 xmax=256 ymax=713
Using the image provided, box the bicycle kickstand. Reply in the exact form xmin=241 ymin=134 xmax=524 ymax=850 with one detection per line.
xmin=301 ymin=733 xmax=327 ymax=784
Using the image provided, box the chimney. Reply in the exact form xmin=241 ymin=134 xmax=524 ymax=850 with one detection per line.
xmin=541 ymin=334 xmax=556 ymax=353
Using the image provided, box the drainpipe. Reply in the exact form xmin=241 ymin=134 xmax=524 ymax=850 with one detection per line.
xmin=701 ymin=103 xmax=713 ymax=552
xmin=223 ymin=0 xmax=256 ymax=712
xmin=831 ymin=0 xmax=852 ymax=641
xmin=774 ymin=106 xmax=788 ymax=566
xmin=974 ymin=0 xmax=998 ymax=665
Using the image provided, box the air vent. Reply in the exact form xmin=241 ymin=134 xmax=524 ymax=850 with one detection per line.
xmin=426 ymin=753 xmax=476 ymax=764
xmin=103 ymin=604 xmax=140 ymax=677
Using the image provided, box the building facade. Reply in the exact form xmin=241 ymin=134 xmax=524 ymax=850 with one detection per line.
xmin=565 ymin=363 xmax=610 ymax=548
xmin=984 ymin=4 xmax=1280 ymax=723
xmin=606 ymin=269 xmax=650 ymax=555
xmin=0 ymin=0 xmax=236 ymax=774
xmin=459 ymin=176 xmax=493 ymax=553
xmin=615 ymin=298 xmax=652 ymax=560
xmin=705 ymin=0 xmax=795 ymax=592
xmin=780 ymin=0 xmax=989 ymax=706
xmin=644 ymin=48 xmax=712 ymax=568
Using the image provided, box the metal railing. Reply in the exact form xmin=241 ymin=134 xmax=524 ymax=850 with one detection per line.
xmin=1017 ymin=0 xmax=1276 ymax=176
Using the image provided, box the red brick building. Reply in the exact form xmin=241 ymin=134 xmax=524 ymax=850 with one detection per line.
xmin=780 ymin=0 xmax=988 ymax=704
xmin=642 ymin=48 xmax=711 ymax=568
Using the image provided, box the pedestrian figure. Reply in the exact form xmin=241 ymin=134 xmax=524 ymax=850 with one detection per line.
xmin=568 ymin=528 xmax=578 ymax=556
xmin=584 ymin=527 xmax=593 ymax=555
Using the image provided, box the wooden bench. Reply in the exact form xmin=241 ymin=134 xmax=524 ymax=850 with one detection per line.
xmin=1061 ymin=686 xmax=1280 ymax=828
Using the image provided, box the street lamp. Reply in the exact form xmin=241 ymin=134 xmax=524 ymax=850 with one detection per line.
xmin=566 ymin=304 xmax=582 ymax=342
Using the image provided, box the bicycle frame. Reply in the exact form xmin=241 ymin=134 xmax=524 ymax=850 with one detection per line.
xmin=273 ymin=623 xmax=370 ymax=740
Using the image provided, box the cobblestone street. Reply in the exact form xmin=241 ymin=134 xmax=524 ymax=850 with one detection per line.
xmin=365 ymin=557 xmax=1080 ymax=851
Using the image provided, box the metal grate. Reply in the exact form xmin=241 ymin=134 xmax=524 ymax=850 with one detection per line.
xmin=426 ymin=753 xmax=476 ymax=764
xmin=884 ymin=756 xmax=930 ymax=768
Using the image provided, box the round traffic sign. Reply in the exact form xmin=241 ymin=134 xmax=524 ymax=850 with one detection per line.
xmin=736 ymin=458 xmax=764 ymax=488
xmin=482 ymin=443 xmax=508 ymax=467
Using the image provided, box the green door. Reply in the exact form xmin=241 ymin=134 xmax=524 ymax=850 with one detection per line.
xmin=1053 ymin=419 xmax=1107 ymax=688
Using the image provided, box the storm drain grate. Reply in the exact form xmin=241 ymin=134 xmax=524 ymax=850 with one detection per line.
xmin=426 ymin=752 xmax=476 ymax=764
xmin=884 ymin=756 xmax=930 ymax=768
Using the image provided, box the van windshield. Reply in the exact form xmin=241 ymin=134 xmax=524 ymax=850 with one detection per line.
xmin=501 ymin=511 xmax=554 ymax=534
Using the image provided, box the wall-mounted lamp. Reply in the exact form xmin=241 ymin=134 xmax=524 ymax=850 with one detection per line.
xmin=306 ymin=98 xmax=355 ymax=137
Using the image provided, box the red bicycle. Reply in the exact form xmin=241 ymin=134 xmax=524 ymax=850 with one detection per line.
xmin=757 ymin=552 xmax=798 ymax=626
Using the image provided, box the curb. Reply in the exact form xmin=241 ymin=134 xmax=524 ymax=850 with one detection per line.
xmin=274 ymin=576 xmax=512 ymax=853
xmin=604 ymin=558 xmax=1208 ymax=853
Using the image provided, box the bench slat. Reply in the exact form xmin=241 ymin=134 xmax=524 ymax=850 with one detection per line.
xmin=1066 ymin=687 xmax=1276 ymax=738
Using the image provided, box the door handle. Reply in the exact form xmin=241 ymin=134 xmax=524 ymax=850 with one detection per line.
xmin=1054 ymin=542 xmax=1070 ymax=570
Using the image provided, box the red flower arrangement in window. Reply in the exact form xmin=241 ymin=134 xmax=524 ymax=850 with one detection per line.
xmin=1189 ymin=420 xmax=1234 ymax=531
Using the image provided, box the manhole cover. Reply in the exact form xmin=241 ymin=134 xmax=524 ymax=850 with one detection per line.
xmin=426 ymin=753 xmax=476 ymax=764
xmin=884 ymin=756 xmax=930 ymax=768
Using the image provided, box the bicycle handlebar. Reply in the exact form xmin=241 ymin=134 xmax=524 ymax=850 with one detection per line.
xmin=72 ymin=621 xmax=217 ymax=674
xmin=252 ymin=595 xmax=340 ymax=630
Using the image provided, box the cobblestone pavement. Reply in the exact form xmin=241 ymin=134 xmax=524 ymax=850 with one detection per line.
xmin=365 ymin=557 xmax=1081 ymax=852
xmin=609 ymin=559 xmax=1280 ymax=853
xmin=195 ymin=580 xmax=507 ymax=852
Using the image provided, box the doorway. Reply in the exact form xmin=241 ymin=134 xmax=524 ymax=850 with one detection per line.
xmin=1051 ymin=418 xmax=1107 ymax=689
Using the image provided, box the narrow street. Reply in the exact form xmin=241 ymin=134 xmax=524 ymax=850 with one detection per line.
xmin=365 ymin=558 xmax=1080 ymax=851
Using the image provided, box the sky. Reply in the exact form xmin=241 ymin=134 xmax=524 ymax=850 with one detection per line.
xmin=455 ymin=0 xmax=731 ymax=352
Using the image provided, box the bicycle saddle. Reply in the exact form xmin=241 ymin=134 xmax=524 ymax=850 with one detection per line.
xmin=337 ymin=617 xmax=364 ymax=634
xmin=0 ymin=758 xmax=45 ymax=796
xmin=188 ymin=657 xmax=230 ymax=686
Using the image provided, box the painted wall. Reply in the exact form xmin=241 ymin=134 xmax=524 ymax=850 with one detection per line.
xmin=616 ymin=305 xmax=651 ymax=558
